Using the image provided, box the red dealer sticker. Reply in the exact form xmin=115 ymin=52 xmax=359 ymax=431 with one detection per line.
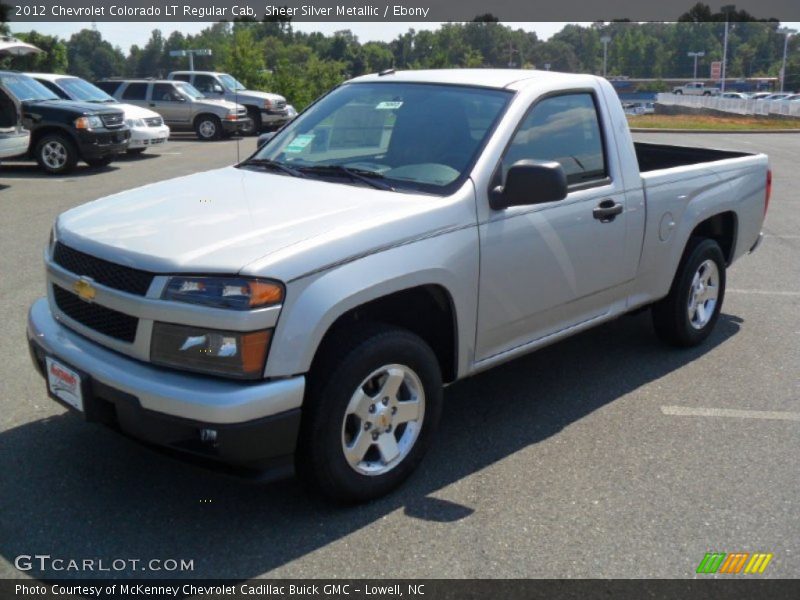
xmin=45 ymin=357 xmax=84 ymax=412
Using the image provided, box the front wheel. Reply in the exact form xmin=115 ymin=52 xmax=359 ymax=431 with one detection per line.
xmin=652 ymin=238 xmax=726 ymax=347
xmin=296 ymin=324 xmax=443 ymax=503
xmin=35 ymin=134 xmax=78 ymax=175
xmin=241 ymin=107 xmax=262 ymax=136
xmin=195 ymin=115 xmax=222 ymax=141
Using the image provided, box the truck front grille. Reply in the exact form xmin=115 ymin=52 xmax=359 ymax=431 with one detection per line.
xmin=53 ymin=242 xmax=154 ymax=296
xmin=101 ymin=113 xmax=125 ymax=128
xmin=274 ymin=100 xmax=286 ymax=111
xmin=53 ymin=286 xmax=138 ymax=343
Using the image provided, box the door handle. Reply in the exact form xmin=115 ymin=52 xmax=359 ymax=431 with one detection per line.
xmin=593 ymin=199 xmax=623 ymax=223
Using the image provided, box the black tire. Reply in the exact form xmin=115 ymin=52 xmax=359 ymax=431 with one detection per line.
xmin=126 ymin=148 xmax=147 ymax=155
xmin=35 ymin=133 xmax=78 ymax=175
xmin=194 ymin=115 xmax=222 ymax=141
xmin=652 ymin=237 xmax=726 ymax=347
xmin=85 ymin=155 xmax=114 ymax=168
xmin=241 ymin=107 xmax=262 ymax=136
xmin=296 ymin=324 xmax=443 ymax=503
xmin=675 ymin=90 xmax=683 ymax=95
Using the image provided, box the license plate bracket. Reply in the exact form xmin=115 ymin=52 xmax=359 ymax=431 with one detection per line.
xmin=45 ymin=356 xmax=89 ymax=414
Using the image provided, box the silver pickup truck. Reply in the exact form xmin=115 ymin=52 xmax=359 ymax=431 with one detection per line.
xmin=27 ymin=69 xmax=769 ymax=502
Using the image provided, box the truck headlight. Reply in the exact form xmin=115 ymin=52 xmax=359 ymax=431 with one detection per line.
xmin=125 ymin=118 xmax=145 ymax=127
xmin=151 ymin=323 xmax=271 ymax=379
xmin=163 ymin=276 xmax=283 ymax=310
xmin=74 ymin=115 xmax=104 ymax=129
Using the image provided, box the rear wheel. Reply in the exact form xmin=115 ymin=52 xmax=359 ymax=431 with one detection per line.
xmin=652 ymin=238 xmax=726 ymax=347
xmin=296 ymin=324 xmax=442 ymax=503
xmin=195 ymin=115 xmax=222 ymax=141
xmin=35 ymin=134 xmax=78 ymax=175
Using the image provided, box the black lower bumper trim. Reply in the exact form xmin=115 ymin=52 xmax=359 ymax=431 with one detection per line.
xmin=28 ymin=339 xmax=301 ymax=474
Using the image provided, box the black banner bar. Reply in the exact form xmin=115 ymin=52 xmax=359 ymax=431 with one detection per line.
xmin=5 ymin=0 xmax=800 ymax=22
xmin=4 ymin=579 xmax=800 ymax=600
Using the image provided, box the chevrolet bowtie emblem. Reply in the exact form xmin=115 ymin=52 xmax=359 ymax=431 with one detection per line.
xmin=73 ymin=278 xmax=96 ymax=302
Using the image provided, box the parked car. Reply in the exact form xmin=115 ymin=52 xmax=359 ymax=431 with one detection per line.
xmin=96 ymin=79 xmax=250 ymax=141
xmin=0 ymin=72 xmax=129 ymax=174
xmin=28 ymin=69 xmax=769 ymax=502
xmin=750 ymin=92 xmax=774 ymax=100
xmin=28 ymin=73 xmax=169 ymax=155
xmin=761 ymin=93 xmax=793 ymax=101
xmin=672 ymin=82 xmax=720 ymax=96
xmin=0 ymin=81 xmax=29 ymax=160
xmin=167 ymin=71 xmax=292 ymax=134
xmin=720 ymin=92 xmax=749 ymax=99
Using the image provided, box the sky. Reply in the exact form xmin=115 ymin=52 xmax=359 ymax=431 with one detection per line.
xmin=8 ymin=21 xmax=581 ymax=52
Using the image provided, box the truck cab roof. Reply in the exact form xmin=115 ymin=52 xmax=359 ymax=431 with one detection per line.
xmin=349 ymin=68 xmax=599 ymax=91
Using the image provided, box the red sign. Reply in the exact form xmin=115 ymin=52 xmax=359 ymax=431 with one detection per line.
xmin=710 ymin=61 xmax=722 ymax=80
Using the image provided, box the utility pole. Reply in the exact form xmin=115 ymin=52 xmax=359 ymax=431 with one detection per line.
xmin=687 ymin=51 xmax=705 ymax=80
xmin=601 ymin=35 xmax=611 ymax=77
xmin=778 ymin=28 xmax=797 ymax=92
xmin=720 ymin=5 xmax=735 ymax=92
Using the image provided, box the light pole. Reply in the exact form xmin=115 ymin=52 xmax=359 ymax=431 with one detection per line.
xmin=778 ymin=27 xmax=797 ymax=92
xmin=687 ymin=51 xmax=705 ymax=80
xmin=601 ymin=35 xmax=611 ymax=77
xmin=720 ymin=5 xmax=736 ymax=92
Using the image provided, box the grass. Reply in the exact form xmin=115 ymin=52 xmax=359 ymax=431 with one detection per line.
xmin=627 ymin=114 xmax=800 ymax=131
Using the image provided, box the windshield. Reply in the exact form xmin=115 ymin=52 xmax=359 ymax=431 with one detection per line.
xmin=176 ymin=82 xmax=204 ymax=99
xmin=219 ymin=74 xmax=246 ymax=91
xmin=1 ymin=74 xmax=59 ymax=102
xmin=56 ymin=77 xmax=115 ymax=103
xmin=252 ymin=82 xmax=512 ymax=194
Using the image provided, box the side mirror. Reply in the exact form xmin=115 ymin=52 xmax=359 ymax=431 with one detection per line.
xmin=212 ymin=85 xmax=224 ymax=94
xmin=490 ymin=159 xmax=568 ymax=210
xmin=257 ymin=131 xmax=276 ymax=148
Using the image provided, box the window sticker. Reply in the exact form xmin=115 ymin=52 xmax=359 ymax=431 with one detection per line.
xmin=375 ymin=101 xmax=403 ymax=110
xmin=285 ymin=133 xmax=315 ymax=153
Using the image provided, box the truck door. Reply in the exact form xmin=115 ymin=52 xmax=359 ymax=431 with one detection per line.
xmin=476 ymin=91 xmax=632 ymax=361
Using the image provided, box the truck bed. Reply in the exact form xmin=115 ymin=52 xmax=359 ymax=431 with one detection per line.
xmin=634 ymin=142 xmax=750 ymax=173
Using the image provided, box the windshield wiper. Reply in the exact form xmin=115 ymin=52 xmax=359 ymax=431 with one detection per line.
xmin=299 ymin=165 xmax=395 ymax=191
xmin=238 ymin=158 xmax=306 ymax=178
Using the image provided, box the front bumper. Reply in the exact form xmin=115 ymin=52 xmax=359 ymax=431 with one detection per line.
xmin=77 ymin=128 xmax=130 ymax=158
xmin=222 ymin=117 xmax=252 ymax=134
xmin=27 ymin=297 xmax=304 ymax=470
xmin=128 ymin=125 xmax=170 ymax=149
xmin=260 ymin=109 xmax=291 ymax=127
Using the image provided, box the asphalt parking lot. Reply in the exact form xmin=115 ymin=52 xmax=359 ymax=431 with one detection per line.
xmin=0 ymin=132 xmax=797 ymax=580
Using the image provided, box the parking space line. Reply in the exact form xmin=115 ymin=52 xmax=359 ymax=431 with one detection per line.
xmin=727 ymin=288 xmax=800 ymax=297
xmin=661 ymin=405 xmax=800 ymax=421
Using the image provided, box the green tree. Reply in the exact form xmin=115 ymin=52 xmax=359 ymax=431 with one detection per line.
xmin=221 ymin=27 xmax=267 ymax=89
xmin=66 ymin=29 xmax=125 ymax=80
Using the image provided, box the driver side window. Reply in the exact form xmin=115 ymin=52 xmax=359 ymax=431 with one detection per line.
xmin=502 ymin=93 xmax=607 ymax=186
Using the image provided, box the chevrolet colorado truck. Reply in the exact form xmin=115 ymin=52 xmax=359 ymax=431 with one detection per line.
xmin=27 ymin=69 xmax=770 ymax=502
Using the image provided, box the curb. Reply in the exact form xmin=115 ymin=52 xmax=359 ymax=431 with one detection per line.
xmin=630 ymin=128 xmax=800 ymax=134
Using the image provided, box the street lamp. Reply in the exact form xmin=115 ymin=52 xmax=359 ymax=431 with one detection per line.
xmin=778 ymin=27 xmax=797 ymax=92
xmin=600 ymin=35 xmax=612 ymax=77
xmin=687 ymin=51 xmax=705 ymax=80
xmin=720 ymin=4 xmax=736 ymax=92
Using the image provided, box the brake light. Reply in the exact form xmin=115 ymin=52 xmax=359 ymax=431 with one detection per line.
xmin=765 ymin=169 xmax=772 ymax=215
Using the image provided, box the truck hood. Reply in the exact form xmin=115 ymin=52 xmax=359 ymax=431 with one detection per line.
xmin=236 ymin=89 xmax=286 ymax=103
xmin=55 ymin=166 xmax=473 ymax=282
xmin=197 ymin=98 xmax=242 ymax=112
xmin=23 ymin=99 xmax=123 ymax=115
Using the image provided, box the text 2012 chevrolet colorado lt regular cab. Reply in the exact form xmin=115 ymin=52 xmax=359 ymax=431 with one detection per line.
xmin=28 ymin=69 xmax=769 ymax=502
